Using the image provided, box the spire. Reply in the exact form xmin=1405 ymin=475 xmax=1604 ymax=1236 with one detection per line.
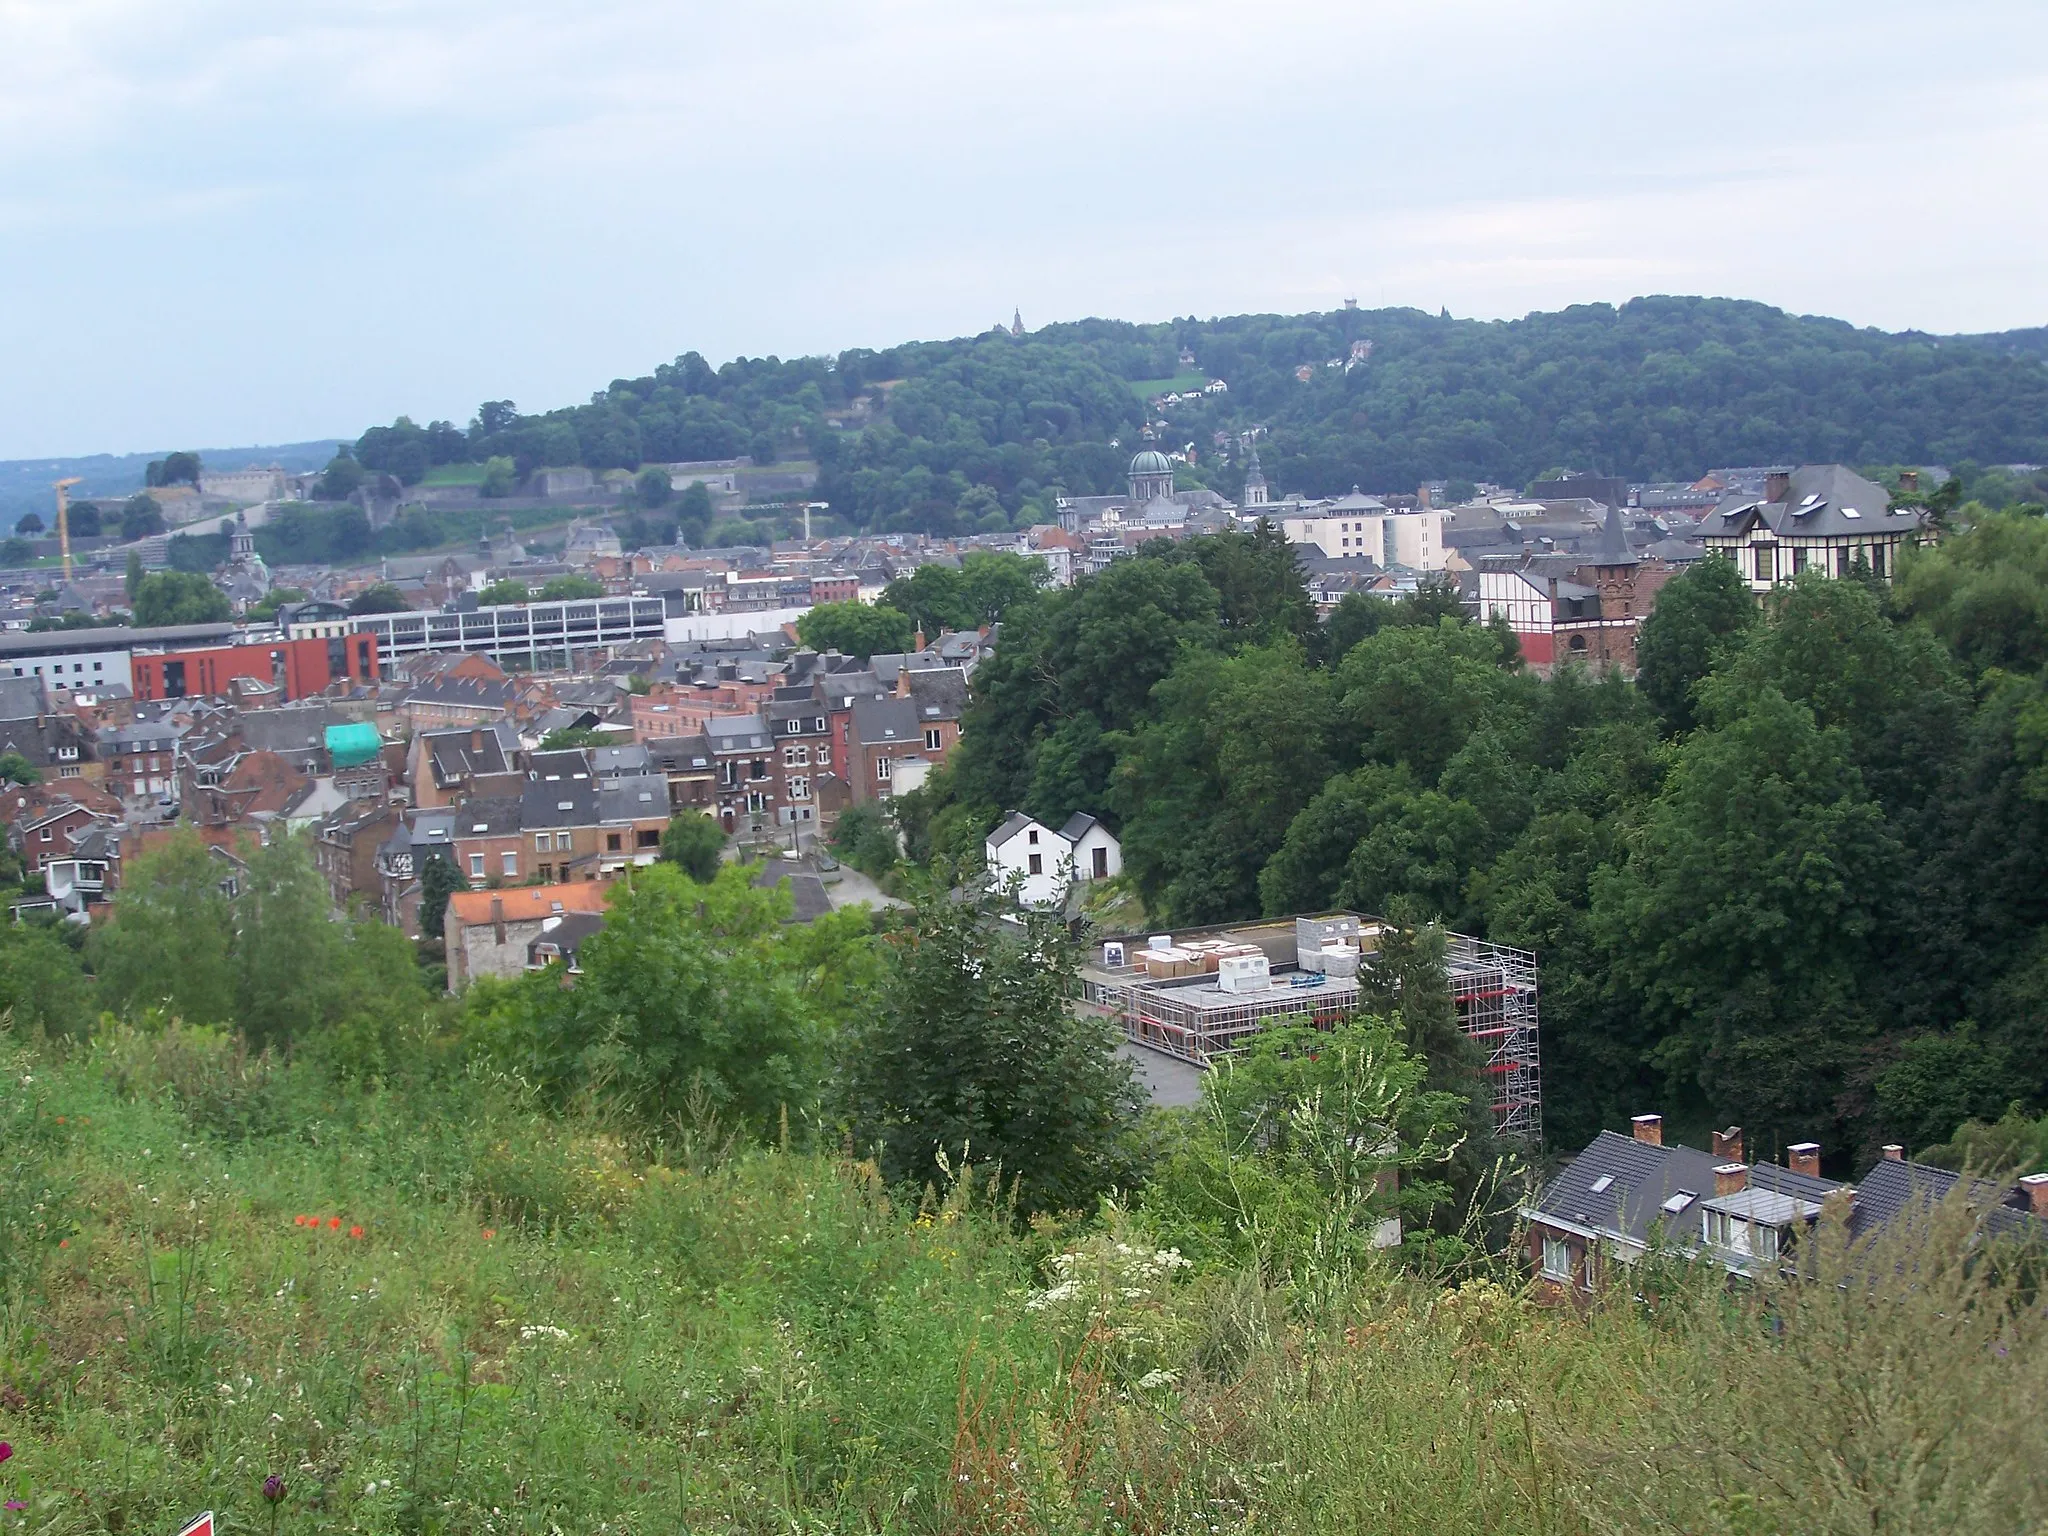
xmin=1598 ymin=500 xmax=1636 ymax=564
xmin=1011 ymin=307 xmax=1024 ymax=337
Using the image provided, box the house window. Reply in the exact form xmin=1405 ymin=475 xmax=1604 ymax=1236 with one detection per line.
xmin=788 ymin=775 xmax=810 ymax=800
xmin=1028 ymin=852 xmax=1043 ymax=876
xmin=606 ymin=833 xmax=622 ymax=852
xmin=784 ymin=745 xmax=809 ymax=767
xmin=875 ymin=757 xmax=892 ymax=782
xmin=1027 ymin=829 xmax=1038 ymax=845
xmin=1541 ymin=1235 xmax=1571 ymax=1281
xmin=468 ymin=853 xmax=484 ymax=878
xmin=535 ymin=834 xmax=550 ymax=852
xmin=1790 ymin=547 xmax=1807 ymax=574
xmin=556 ymin=831 xmax=573 ymax=851
xmin=1754 ymin=544 xmax=1776 ymax=583
xmin=815 ymin=745 xmax=829 ymax=766
xmin=538 ymin=863 xmax=553 ymax=882
xmin=1704 ymin=1210 xmax=1734 ymax=1249
xmin=635 ymin=829 xmax=660 ymax=848
xmin=1872 ymin=542 xmax=1889 ymax=579
xmin=501 ymin=851 xmax=518 ymax=877
xmin=924 ymin=728 xmax=942 ymax=751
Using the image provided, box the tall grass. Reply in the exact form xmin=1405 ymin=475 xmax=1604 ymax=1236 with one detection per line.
xmin=2 ymin=1025 xmax=2043 ymax=1535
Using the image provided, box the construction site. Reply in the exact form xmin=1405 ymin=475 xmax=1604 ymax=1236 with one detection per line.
xmin=1078 ymin=913 xmax=1542 ymax=1142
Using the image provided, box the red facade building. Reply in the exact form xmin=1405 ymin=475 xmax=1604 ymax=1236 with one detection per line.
xmin=131 ymin=634 xmax=380 ymax=703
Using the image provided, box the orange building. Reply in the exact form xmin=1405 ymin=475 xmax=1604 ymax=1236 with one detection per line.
xmin=131 ymin=634 xmax=380 ymax=703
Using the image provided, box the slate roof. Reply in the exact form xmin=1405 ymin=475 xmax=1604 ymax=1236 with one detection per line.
xmin=598 ymin=774 xmax=670 ymax=823
xmin=1059 ymin=812 xmax=1103 ymax=843
xmin=453 ymin=795 xmax=525 ymax=837
xmin=986 ymin=810 xmax=1045 ymax=852
xmin=906 ymin=668 xmax=968 ymax=723
xmin=1525 ymin=1129 xmax=1751 ymax=1251
xmin=421 ymin=722 xmax=517 ymax=784
xmin=527 ymin=910 xmax=607 ymax=968
xmin=1709 ymin=464 xmax=1925 ymax=541
xmin=751 ymin=862 xmax=834 ymax=923
xmin=851 ymin=695 xmax=920 ymax=748
xmin=1846 ymin=1156 xmax=2044 ymax=1245
xmin=0 ymin=676 xmax=43 ymax=721
xmin=704 ymin=714 xmax=772 ymax=753
xmin=644 ymin=733 xmax=714 ymax=773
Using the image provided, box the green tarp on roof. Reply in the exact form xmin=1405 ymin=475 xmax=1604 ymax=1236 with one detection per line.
xmin=326 ymin=721 xmax=383 ymax=769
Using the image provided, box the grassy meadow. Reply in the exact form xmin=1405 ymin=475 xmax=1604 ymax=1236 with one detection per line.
xmin=3 ymin=1022 xmax=2046 ymax=1536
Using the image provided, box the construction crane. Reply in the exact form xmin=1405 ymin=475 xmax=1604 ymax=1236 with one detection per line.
xmin=53 ymin=476 xmax=83 ymax=585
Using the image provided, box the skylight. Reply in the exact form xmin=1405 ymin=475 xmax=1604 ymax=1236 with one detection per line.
xmin=1841 ymin=507 xmax=1862 ymax=518
xmin=471 ymin=824 xmax=488 ymax=833
xmin=1662 ymin=1191 xmax=1697 ymax=1214
xmin=1590 ymin=1174 xmax=1615 ymax=1194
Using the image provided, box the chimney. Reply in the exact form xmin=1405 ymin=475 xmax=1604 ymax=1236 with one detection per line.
xmin=1788 ymin=1142 xmax=1821 ymax=1178
xmin=1898 ymin=469 xmax=1920 ymax=496
xmin=1765 ymin=470 xmax=1792 ymax=504
xmin=490 ymin=895 xmax=506 ymax=944
xmin=470 ymin=728 xmax=484 ymax=753
xmin=2020 ymin=1173 xmax=2048 ymax=1216
xmin=1881 ymin=1144 xmax=1905 ymax=1162
xmin=1711 ymin=1126 xmax=1745 ymax=1164
xmin=1714 ymin=1163 xmax=1748 ymax=1197
xmin=1631 ymin=1114 xmax=1663 ymax=1147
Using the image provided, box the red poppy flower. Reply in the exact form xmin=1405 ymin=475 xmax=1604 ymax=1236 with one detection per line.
xmin=327 ymin=1217 xmax=341 ymax=1230
xmin=294 ymin=1215 xmax=308 ymax=1227
xmin=481 ymin=1228 xmax=496 ymax=1240
xmin=348 ymin=1226 xmax=364 ymax=1239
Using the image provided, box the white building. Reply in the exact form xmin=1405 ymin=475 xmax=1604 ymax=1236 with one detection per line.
xmin=1280 ymin=490 xmax=1451 ymax=570
xmin=984 ymin=811 xmax=1122 ymax=908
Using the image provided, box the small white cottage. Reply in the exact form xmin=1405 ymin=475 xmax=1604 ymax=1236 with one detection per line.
xmin=984 ymin=811 xmax=1122 ymax=908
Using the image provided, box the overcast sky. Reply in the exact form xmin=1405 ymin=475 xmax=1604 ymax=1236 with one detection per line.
xmin=3 ymin=0 xmax=2045 ymax=459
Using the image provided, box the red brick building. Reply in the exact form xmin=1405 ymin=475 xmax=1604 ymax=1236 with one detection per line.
xmin=132 ymin=634 xmax=379 ymax=703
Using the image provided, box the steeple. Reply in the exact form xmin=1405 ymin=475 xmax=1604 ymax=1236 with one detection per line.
xmin=1242 ymin=443 xmax=1268 ymax=509
xmin=1598 ymin=500 xmax=1637 ymax=565
xmin=1011 ymin=307 xmax=1024 ymax=337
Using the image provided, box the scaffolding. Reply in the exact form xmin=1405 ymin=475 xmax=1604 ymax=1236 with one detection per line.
xmin=1079 ymin=913 xmax=1542 ymax=1142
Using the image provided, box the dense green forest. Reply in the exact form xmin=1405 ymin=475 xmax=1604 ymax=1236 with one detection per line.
xmin=332 ymin=298 xmax=2048 ymax=534
xmin=889 ymin=511 xmax=2048 ymax=1169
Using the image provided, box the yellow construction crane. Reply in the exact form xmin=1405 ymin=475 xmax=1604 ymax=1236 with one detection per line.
xmin=52 ymin=477 xmax=85 ymax=586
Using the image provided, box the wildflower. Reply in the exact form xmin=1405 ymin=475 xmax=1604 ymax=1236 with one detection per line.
xmin=0 ymin=1441 xmax=11 ymax=1464
xmin=263 ymin=1474 xmax=286 ymax=1502
xmin=58 ymin=1239 xmax=68 ymax=1249
xmin=54 ymin=1116 xmax=65 ymax=1125
xmin=327 ymin=1217 xmax=341 ymax=1231
xmin=349 ymin=1225 xmax=364 ymax=1239
xmin=481 ymin=1228 xmax=496 ymax=1240
xmin=294 ymin=1215 xmax=308 ymax=1227
xmin=4 ymin=1501 xmax=23 ymax=1512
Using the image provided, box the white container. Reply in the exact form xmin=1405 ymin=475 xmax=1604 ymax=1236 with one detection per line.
xmin=1217 ymin=953 xmax=1272 ymax=994
xmin=1149 ymin=934 xmax=1174 ymax=952
xmin=1322 ymin=943 xmax=1359 ymax=979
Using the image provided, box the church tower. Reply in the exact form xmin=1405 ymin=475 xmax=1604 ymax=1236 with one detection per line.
xmin=1011 ymin=307 xmax=1024 ymax=337
xmin=1241 ymin=444 xmax=1269 ymax=509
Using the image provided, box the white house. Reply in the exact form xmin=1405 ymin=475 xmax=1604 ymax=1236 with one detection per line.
xmin=984 ymin=811 xmax=1122 ymax=908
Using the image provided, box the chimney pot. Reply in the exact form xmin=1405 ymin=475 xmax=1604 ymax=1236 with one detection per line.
xmin=1714 ymin=1163 xmax=1748 ymax=1197
xmin=1898 ymin=469 xmax=1920 ymax=496
xmin=1788 ymin=1142 xmax=1821 ymax=1178
xmin=1766 ymin=470 xmax=1792 ymax=503
xmin=1711 ymin=1125 xmax=1745 ymax=1164
xmin=2020 ymin=1173 xmax=2048 ymax=1216
xmin=1631 ymin=1114 xmax=1663 ymax=1147
xmin=1882 ymin=1144 xmax=1905 ymax=1162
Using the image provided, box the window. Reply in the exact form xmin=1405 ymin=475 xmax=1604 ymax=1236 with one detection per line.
xmin=1790 ymin=546 xmax=1807 ymax=574
xmin=606 ymin=832 xmax=622 ymax=852
xmin=468 ymin=853 xmax=484 ymax=878
xmin=1704 ymin=1209 xmax=1734 ymax=1249
xmin=924 ymin=728 xmax=943 ymax=751
xmin=1092 ymin=846 xmax=1109 ymax=879
xmin=1028 ymin=853 xmax=1043 ymax=876
xmin=784 ymin=745 xmax=809 ymax=767
xmin=535 ymin=834 xmax=550 ymax=852
xmin=1027 ymin=829 xmax=1038 ymax=845
xmin=788 ymin=775 xmax=809 ymax=799
xmin=1754 ymin=544 xmax=1776 ymax=583
xmin=1872 ymin=542 xmax=1889 ymax=579
xmin=538 ymin=863 xmax=553 ymax=882
xmin=39 ymin=827 xmax=52 ymax=842
xmin=815 ymin=745 xmax=829 ymax=766
xmin=501 ymin=851 xmax=518 ymax=877
xmin=1589 ymin=1174 xmax=1615 ymax=1195
xmin=635 ymin=829 xmax=660 ymax=848
xmin=556 ymin=831 xmax=573 ymax=851
xmin=1541 ymin=1235 xmax=1571 ymax=1281
xmin=1661 ymin=1190 xmax=1697 ymax=1215
xmin=876 ymin=757 xmax=892 ymax=782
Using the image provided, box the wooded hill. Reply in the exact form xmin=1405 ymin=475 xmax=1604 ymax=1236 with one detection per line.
xmin=336 ymin=297 xmax=2048 ymax=533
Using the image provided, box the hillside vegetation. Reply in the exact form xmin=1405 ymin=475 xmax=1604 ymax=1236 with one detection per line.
xmin=5 ymin=1022 xmax=2046 ymax=1536
xmin=332 ymin=298 xmax=2048 ymax=533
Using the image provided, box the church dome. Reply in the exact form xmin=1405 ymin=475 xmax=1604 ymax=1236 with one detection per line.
xmin=1129 ymin=449 xmax=1173 ymax=476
